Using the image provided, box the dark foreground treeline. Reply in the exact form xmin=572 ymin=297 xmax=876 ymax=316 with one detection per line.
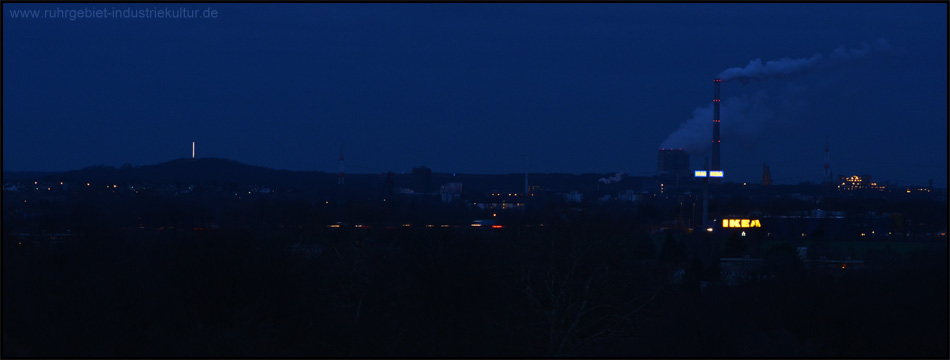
xmin=2 ymin=201 xmax=947 ymax=357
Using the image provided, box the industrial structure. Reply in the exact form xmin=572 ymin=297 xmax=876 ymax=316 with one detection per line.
xmin=653 ymin=79 xmax=723 ymax=186
xmin=657 ymin=148 xmax=691 ymax=185
xmin=762 ymin=163 xmax=772 ymax=186
xmin=712 ymin=78 xmax=722 ymax=176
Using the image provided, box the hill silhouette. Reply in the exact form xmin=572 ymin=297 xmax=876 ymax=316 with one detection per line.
xmin=48 ymin=158 xmax=325 ymax=187
xmin=4 ymin=157 xmax=662 ymax=199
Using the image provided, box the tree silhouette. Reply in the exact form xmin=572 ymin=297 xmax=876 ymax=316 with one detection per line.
xmin=658 ymin=231 xmax=684 ymax=264
xmin=722 ymin=231 xmax=747 ymax=258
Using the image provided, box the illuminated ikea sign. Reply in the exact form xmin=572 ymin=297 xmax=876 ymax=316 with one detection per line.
xmin=709 ymin=171 xmax=724 ymax=178
xmin=694 ymin=170 xmax=707 ymax=177
xmin=722 ymin=219 xmax=762 ymax=228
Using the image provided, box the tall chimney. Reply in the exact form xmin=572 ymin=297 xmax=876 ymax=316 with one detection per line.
xmin=712 ymin=79 xmax=721 ymax=172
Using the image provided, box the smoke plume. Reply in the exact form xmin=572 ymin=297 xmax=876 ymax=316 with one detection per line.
xmin=660 ymin=91 xmax=773 ymax=155
xmin=660 ymin=39 xmax=891 ymax=154
xmin=718 ymin=38 xmax=891 ymax=83
xmin=598 ymin=172 xmax=625 ymax=184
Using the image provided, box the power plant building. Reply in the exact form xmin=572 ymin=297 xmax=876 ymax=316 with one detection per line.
xmin=657 ymin=149 xmax=691 ymax=184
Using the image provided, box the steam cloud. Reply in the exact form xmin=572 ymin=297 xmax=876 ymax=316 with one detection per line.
xmin=718 ymin=38 xmax=892 ymax=83
xmin=598 ymin=172 xmax=625 ymax=184
xmin=660 ymin=92 xmax=773 ymax=156
xmin=660 ymin=39 xmax=891 ymax=153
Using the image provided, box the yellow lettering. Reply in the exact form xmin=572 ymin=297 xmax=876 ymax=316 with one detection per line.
xmin=729 ymin=219 xmax=740 ymax=227
xmin=751 ymin=220 xmax=761 ymax=227
xmin=740 ymin=219 xmax=749 ymax=227
xmin=723 ymin=219 xmax=728 ymax=227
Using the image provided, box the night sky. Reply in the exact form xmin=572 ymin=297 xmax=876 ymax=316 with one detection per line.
xmin=3 ymin=3 xmax=947 ymax=186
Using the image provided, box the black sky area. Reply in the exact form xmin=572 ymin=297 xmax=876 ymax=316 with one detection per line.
xmin=2 ymin=3 xmax=947 ymax=187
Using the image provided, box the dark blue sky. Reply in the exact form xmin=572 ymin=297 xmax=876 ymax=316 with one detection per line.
xmin=3 ymin=3 xmax=947 ymax=186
